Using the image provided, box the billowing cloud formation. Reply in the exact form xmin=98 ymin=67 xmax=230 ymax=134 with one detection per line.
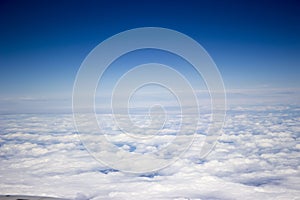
xmin=0 ymin=105 xmax=299 ymax=199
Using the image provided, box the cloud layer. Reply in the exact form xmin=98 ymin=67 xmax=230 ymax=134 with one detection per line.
xmin=0 ymin=105 xmax=299 ymax=199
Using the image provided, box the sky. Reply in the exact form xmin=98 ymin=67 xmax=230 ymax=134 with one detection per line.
xmin=0 ymin=1 xmax=300 ymax=199
xmin=0 ymin=0 xmax=300 ymax=112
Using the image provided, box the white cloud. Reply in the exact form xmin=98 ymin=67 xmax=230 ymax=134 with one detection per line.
xmin=0 ymin=105 xmax=299 ymax=199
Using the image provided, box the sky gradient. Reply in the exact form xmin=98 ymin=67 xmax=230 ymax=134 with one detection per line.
xmin=0 ymin=0 xmax=299 ymax=112
xmin=1 ymin=1 xmax=300 ymax=198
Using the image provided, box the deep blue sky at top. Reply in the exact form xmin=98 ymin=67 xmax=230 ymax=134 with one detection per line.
xmin=0 ymin=0 xmax=299 ymax=99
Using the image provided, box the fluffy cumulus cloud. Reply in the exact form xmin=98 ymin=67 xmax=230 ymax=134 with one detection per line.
xmin=0 ymin=105 xmax=300 ymax=199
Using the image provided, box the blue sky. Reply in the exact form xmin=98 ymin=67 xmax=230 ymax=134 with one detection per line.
xmin=0 ymin=0 xmax=299 ymax=112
